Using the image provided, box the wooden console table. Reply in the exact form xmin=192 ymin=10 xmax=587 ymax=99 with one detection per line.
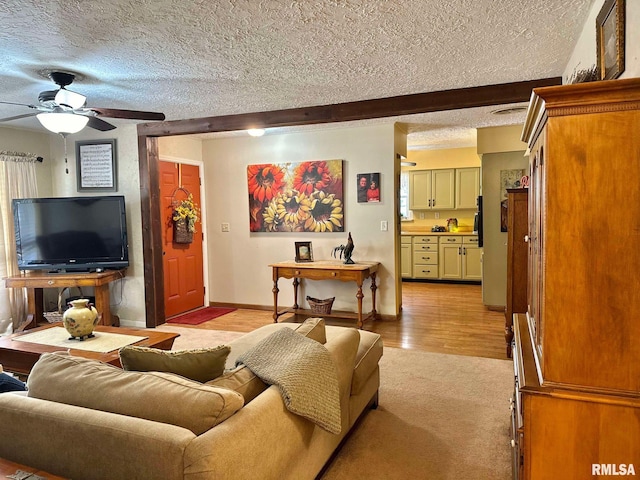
xmin=5 ymin=270 xmax=126 ymax=328
xmin=270 ymin=260 xmax=380 ymax=329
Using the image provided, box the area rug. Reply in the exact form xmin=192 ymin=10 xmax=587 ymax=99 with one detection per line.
xmin=12 ymin=327 xmax=148 ymax=353
xmin=155 ymin=324 xmax=244 ymax=349
xmin=167 ymin=306 xmax=237 ymax=325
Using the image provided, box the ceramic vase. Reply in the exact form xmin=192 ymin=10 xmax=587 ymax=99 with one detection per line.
xmin=62 ymin=299 xmax=99 ymax=340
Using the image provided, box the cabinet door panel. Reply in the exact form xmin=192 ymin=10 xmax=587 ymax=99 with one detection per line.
xmin=462 ymin=246 xmax=482 ymax=280
xmin=401 ymin=244 xmax=412 ymax=277
xmin=439 ymin=244 xmax=462 ymax=279
xmin=455 ymin=168 xmax=480 ymax=209
xmin=409 ymin=171 xmax=431 ymax=209
xmin=432 ymin=169 xmax=455 ymax=209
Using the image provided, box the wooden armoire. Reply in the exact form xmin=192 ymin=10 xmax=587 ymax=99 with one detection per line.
xmin=512 ymin=79 xmax=640 ymax=479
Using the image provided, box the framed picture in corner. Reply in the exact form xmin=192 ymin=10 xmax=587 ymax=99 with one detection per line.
xmin=596 ymin=0 xmax=625 ymax=80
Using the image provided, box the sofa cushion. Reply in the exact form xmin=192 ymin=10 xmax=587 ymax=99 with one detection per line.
xmin=27 ymin=352 xmax=243 ymax=435
xmin=119 ymin=344 xmax=230 ymax=383
xmin=294 ymin=317 xmax=326 ymax=344
xmin=205 ymin=364 xmax=267 ymax=404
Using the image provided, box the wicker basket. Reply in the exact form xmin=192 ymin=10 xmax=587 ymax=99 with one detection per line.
xmin=43 ymin=287 xmax=85 ymax=323
xmin=306 ymin=296 xmax=335 ymax=315
xmin=173 ymin=217 xmax=193 ymax=244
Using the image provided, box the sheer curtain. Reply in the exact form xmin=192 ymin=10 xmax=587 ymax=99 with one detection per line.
xmin=0 ymin=151 xmax=39 ymax=335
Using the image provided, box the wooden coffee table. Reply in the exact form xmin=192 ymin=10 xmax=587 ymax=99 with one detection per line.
xmin=0 ymin=457 xmax=68 ymax=479
xmin=0 ymin=323 xmax=179 ymax=375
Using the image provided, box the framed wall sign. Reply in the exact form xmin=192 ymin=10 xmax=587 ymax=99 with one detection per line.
xmin=596 ymin=0 xmax=625 ymax=80
xmin=76 ymin=139 xmax=117 ymax=192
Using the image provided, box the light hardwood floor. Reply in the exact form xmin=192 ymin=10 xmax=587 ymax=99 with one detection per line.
xmin=181 ymin=282 xmax=509 ymax=360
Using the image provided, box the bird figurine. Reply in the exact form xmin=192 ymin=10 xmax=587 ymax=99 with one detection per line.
xmin=333 ymin=232 xmax=355 ymax=264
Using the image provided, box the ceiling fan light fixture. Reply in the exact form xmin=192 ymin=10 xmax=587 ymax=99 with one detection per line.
xmin=36 ymin=112 xmax=89 ymax=134
xmin=54 ymin=88 xmax=86 ymax=109
xmin=247 ymin=128 xmax=265 ymax=137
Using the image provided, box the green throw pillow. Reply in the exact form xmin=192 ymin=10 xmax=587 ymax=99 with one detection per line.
xmin=119 ymin=345 xmax=230 ymax=383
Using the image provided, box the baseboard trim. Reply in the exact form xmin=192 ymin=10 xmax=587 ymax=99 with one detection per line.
xmin=209 ymin=302 xmax=399 ymax=322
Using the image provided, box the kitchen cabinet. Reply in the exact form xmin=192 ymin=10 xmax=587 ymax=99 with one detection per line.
xmin=438 ymin=236 xmax=462 ymax=279
xmin=438 ymin=236 xmax=480 ymax=280
xmin=461 ymin=237 xmax=481 ymax=280
xmin=409 ymin=169 xmax=455 ymax=210
xmin=403 ymin=234 xmax=480 ymax=281
xmin=514 ymin=78 xmax=640 ymax=478
xmin=455 ymin=167 xmax=480 ymax=209
xmin=412 ymin=236 xmax=438 ymax=279
xmin=400 ymin=236 xmax=412 ymax=278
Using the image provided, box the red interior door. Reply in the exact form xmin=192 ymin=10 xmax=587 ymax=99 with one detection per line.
xmin=160 ymin=161 xmax=205 ymax=318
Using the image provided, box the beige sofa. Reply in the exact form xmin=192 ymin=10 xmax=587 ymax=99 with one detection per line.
xmin=0 ymin=321 xmax=383 ymax=480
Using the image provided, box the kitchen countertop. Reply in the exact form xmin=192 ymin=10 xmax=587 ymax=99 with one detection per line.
xmin=401 ymin=231 xmax=478 ymax=236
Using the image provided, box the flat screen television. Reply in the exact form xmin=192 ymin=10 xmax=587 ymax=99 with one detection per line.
xmin=12 ymin=195 xmax=129 ymax=272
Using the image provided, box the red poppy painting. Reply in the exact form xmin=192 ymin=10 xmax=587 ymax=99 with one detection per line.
xmin=247 ymin=159 xmax=344 ymax=233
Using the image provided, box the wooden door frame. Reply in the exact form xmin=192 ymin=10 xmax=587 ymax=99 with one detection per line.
xmin=159 ymin=155 xmax=209 ymax=317
xmin=137 ymin=78 xmax=561 ymax=327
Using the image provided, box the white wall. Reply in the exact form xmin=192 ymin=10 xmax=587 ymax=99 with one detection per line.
xmin=202 ymin=123 xmax=401 ymax=317
xmin=476 ymin=126 xmax=528 ymax=309
xmin=480 ymin=151 xmax=527 ymax=308
xmin=47 ymin=125 xmax=146 ymax=325
xmin=564 ymin=0 xmax=640 ymax=81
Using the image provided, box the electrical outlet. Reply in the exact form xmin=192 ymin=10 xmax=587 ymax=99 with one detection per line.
xmin=420 ymin=212 xmax=425 ymax=219
xmin=221 ymin=223 xmax=230 ymax=232
xmin=435 ymin=212 xmax=440 ymax=219
xmin=381 ymin=220 xmax=388 ymax=231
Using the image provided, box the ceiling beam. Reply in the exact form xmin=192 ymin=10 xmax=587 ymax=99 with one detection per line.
xmin=138 ymin=77 xmax=562 ymax=137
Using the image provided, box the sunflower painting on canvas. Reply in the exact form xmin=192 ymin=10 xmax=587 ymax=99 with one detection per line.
xmin=247 ymin=160 xmax=344 ymax=233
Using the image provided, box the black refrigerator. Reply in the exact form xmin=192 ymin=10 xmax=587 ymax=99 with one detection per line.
xmin=474 ymin=196 xmax=483 ymax=247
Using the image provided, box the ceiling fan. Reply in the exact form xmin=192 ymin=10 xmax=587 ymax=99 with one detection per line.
xmin=0 ymin=71 xmax=165 ymax=133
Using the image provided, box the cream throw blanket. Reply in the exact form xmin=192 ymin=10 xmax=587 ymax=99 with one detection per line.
xmin=236 ymin=328 xmax=342 ymax=434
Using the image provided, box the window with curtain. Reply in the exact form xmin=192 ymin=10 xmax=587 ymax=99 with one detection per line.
xmin=0 ymin=151 xmax=39 ymax=335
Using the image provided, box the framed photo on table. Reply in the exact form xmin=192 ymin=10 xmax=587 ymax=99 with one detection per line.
xmin=596 ymin=0 xmax=625 ymax=80
xmin=76 ymin=139 xmax=118 ymax=192
xmin=295 ymin=242 xmax=314 ymax=262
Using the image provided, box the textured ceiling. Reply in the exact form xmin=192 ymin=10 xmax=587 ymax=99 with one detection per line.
xmin=0 ymin=0 xmax=594 ymax=149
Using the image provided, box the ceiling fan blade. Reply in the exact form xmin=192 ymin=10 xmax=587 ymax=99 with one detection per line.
xmin=88 ymin=108 xmax=165 ymax=121
xmin=0 ymin=112 xmax=38 ymax=123
xmin=0 ymin=100 xmax=39 ymax=108
xmin=87 ymin=116 xmax=116 ymax=131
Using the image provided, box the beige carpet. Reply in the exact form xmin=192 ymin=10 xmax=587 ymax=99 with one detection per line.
xmin=321 ymin=347 xmax=512 ymax=480
xmin=153 ymin=326 xmax=513 ymax=479
xmin=12 ymin=327 xmax=148 ymax=353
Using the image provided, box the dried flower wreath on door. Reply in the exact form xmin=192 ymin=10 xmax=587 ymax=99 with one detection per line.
xmin=171 ymin=187 xmax=200 ymax=244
